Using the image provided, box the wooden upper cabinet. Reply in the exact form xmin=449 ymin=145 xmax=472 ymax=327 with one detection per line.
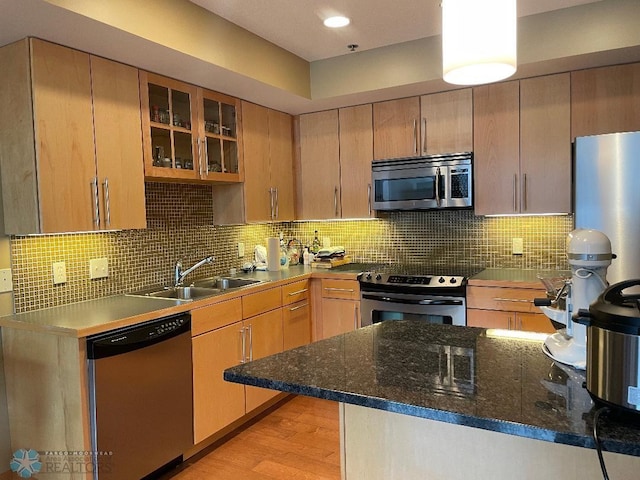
xmin=242 ymin=102 xmax=295 ymax=222
xmin=140 ymin=72 xmax=242 ymax=183
xmin=242 ymin=101 xmax=271 ymax=221
xmin=473 ymin=81 xmax=520 ymax=215
xmin=474 ymin=75 xmax=571 ymax=216
xmin=0 ymin=38 xmax=146 ymax=234
xmin=268 ymin=109 xmax=295 ymax=221
xmin=90 ymin=56 xmax=147 ymax=230
xmin=339 ymin=104 xmax=374 ymax=218
xmin=420 ymin=89 xmax=473 ymax=155
xmin=520 ymin=73 xmax=571 ymax=214
xmin=571 ymin=63 xmax=640 ymax=139
xmin=298 ymin=110 xmax=341 ymax=219
xmin=373 ymin=97 xmax=420 ymax=160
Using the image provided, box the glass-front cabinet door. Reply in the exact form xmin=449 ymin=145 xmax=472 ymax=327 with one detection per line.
xmin=140 ymin=71 xmax=242 ymax=183
xmin=199 ymin=89 xmax=242 ymax=182
xmin=140 ymin=72 xmax=200 ymax=181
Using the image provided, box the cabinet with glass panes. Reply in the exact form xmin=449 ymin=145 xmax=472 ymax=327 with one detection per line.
xmin=139 ymin=71 xmax=242 ymax=183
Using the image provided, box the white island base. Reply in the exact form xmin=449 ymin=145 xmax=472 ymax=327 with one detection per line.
xmin=339 ymin=403 xmax=640 ymax=480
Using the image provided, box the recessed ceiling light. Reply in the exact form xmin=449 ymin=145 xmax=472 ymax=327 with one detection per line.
xmin=324 ymin=16 xmax=350 ymax=28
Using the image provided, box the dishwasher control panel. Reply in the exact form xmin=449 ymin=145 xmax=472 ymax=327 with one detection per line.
xmin=150 ymin=316 xmax=188 ymax=337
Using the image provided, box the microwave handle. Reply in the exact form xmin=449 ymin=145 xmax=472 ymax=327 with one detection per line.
xmin=435 ymin=167 xmax=441 ymax=206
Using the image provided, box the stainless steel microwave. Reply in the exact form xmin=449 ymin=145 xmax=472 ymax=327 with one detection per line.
xmin=371 ymin=152 xmax=473 ymax=211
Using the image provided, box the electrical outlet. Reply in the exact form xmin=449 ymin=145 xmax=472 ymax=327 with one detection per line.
xmin=90 ymin=258 xmax=109 ymax=279
xmin=238 ymin=242 xmax=245 ymax=258
xmin=0 ymin=268 xmax=12 ymax=293
xmin=53 ymin=262 xmax=67 ymax=285
xmin=512 ymin=238 xmax=524 ymax=255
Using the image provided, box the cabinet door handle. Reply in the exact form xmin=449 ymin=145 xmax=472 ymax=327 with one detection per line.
xmin=288 ymin=288 xmax=308 ymax=296
xmin=367 ymin=183 xmax=372 ymax=216
xmin=248 ymin=324 xmax=253 ymax=362
xmin=513 ymin=174 xmax=518 ymax=212
xmin=324 ymin=287 xmax=355 ymax=293
xmin=354 ymin=304 xmax=359 ymax=330
xmin=493 ymin=297 xmax=532 ymax=303
xmin=422 ymin=117 xmax=427 ymax=155
xmin=269 ymin=188 xmax=275 ymax=220
xmin=102 ymin=178 xmax=111 ymax=228
xmin=197 ymin=138 xmax=203 ymax=177
xmin=334 ymin=186 xmax=339 ymax=217
xmin=240 ymin=327 xmax=246 ymax=363
xmin=91 ymin=177 xmax=100 ymax=229
xmin=522 ymin=173 xmax=528 ymax=212
xmin=508 ymin=317 xmax=512 ymax=330
xmin=413 ymin=119 xmax=418 ymax=155
xmin=274 ymin=187 xmax=279 ymax=219
xmin=289 ymin=302 xmax=309 ymax=312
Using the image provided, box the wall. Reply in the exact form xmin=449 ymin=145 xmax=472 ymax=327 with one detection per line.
xmin=9 ymin=184 xmax=573 ymax=314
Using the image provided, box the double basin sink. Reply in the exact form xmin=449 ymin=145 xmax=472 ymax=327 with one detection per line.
xmin=127 ymin=277 xmax=263 ymax=301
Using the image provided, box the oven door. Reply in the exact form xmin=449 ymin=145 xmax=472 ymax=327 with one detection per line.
xmin=360 ymin=291 xmax=466 ymax=327
xmin=372 ymin=164 xmax=445 ymax=210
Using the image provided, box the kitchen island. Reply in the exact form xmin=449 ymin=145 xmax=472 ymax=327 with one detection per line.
xmin=225 ymin=321 xmax=640 ymax=479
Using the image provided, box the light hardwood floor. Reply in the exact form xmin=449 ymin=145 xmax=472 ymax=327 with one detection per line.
xmin=164 ymin=396 xmax=341 ymax=480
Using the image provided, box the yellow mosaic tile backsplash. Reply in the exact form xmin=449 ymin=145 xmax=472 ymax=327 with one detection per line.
xmin=10 ymin=183 xmax=573 ymax=313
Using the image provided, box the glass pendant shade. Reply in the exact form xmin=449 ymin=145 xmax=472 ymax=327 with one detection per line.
xmin=442 ymin=0 xmax=517 ymax=85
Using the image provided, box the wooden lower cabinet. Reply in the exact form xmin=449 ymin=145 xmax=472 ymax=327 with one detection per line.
xmin=467 ymin=284 xmax=555 ymax=333
xmin=244 ymin=308 xmax=284 ymax=411
xmin=283 ymin=300 xmax=311 ymax=350
xmin=467 ymin=309 xmax=554 ymax=333
xmin=192 ymin=320 xmax=245 ymax=444
xmin=314 ymin=279 xmax=361 ymax=339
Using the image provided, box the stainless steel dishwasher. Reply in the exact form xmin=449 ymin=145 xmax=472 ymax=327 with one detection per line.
xmin=87 ymin=313 xmax=192 ymax=479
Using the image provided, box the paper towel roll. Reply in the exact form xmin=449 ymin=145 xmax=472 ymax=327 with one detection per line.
xmin=267 ymin=237 xmax=280 ymax=271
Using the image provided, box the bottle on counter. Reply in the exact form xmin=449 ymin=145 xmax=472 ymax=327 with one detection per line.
xmin=303 ymin=247 xmax=310 ymax=265
xmin=311 ymin=230 xmax=321 ymax=254
xmin=279 ymin=233 xmax=289 ymax=269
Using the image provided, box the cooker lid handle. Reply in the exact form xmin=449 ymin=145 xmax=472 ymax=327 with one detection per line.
xmin=602 ymin=279 xmax=640 ymax=305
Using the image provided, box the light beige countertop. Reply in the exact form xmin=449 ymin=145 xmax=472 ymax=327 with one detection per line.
xmin=0 ymin=266 xmax=319 ymax=338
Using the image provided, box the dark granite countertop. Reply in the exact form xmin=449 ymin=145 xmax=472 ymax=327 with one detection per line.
xmin=225 ymin=321 xmax=640 ymax=456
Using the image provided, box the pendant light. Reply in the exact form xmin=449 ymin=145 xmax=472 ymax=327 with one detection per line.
xmin=442 ymin=0 xmax=517 ymax=85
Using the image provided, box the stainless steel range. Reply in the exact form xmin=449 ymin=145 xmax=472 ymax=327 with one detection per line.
xmin=357 ymin=264 xmax=481 ymax=327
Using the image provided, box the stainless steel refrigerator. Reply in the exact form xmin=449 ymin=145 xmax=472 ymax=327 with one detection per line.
xmin=574 ymin=131 xmax=640 ymax=284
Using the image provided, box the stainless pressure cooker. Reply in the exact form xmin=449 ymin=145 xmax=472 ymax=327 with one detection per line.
xmin=575 ymin=279 xmax=640 ymax=413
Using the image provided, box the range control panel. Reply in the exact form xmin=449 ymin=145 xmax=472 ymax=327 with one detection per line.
xmin=360 ymin=272 xmax=465 ymax=287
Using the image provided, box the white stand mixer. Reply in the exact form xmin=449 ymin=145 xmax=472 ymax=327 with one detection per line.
xmin=539 ymin=229 xmax=614 ymax=369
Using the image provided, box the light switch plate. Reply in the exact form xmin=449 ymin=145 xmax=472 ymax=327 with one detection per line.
xmin=90 ymin=258 xmax=109 ymax=279
xmin=238 ymin=242 xmax=245 ymax=258
xmin=0 ymin=268 xmax=12 ymax=292
xmin=53 ymin=262 xmax=67 ymax=285
xmin=512 ymin=238 xmax=524 ymax=255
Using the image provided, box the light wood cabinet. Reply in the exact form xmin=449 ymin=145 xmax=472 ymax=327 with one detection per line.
xmin=474 ymin=74 xmax=571 ymax=215
xmin=373 ymin=97 xmax=421 ymax=159
xmin=571 ymin=63 xmax=640 ymax=139
xmin=298 ymin=106 xmax=374 ymax=219
xmin=298 ymin=110 xmax=341 ymax=219
xmin=339 ymin=104 xmax=375 ymax=218
xmin=467 ymin=284 xmax=555 ymax=333
xmin=282 ymin=279 xmax=311 ymax=350
xmin=315 ymin=279 xmax=360 ymax=339
xmin=242 ymin=102 xmax=295 ymax=222
xmin=0 ymin=38 xmax=146 ymax=234
xmin=140 ymin=71 xmax=243 ymax=183
xmin=372 ymin=90 xmax=472 ymax=160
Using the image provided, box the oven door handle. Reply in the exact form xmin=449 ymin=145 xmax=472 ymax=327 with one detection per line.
xmin=362 ymin=294 xmax=463 ymax=306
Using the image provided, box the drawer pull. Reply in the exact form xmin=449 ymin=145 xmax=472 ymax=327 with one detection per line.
xmin=493 ymin=297 xmax=532 ymax=304
xmin=324 ymin=287 xmax=355 ymax=293
xmin=287 ymin=288 xmax=308 ymax=296
xmin=289 ymin=303 xmax=309 ymax=312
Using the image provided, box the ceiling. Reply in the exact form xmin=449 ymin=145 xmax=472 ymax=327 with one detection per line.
xmin=190 ymin=0 xmax=602 ymax=61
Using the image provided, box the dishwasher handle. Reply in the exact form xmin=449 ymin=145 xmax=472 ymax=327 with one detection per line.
xmin=87 ymin=313 xmax=191 ymax=360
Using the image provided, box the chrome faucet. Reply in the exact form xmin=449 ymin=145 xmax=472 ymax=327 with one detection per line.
xmin=174 ymin=256 xmax=214 ymax=287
